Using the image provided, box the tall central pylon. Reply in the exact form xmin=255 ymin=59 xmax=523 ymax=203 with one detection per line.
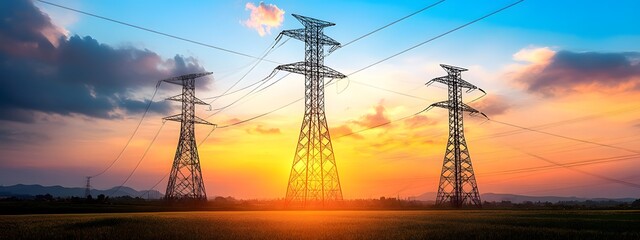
xmin=426 ymin=64 xmax=487 ymax=208
xmin=276 ymin=14 xmax=346 ymax=206
xmin=163 ymin=72 xmax=215 ymax=201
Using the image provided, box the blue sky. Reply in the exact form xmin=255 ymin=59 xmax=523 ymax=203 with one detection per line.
xmin=38 ymin=0 xmax=640 ymax=63
xmin=35 ymin=0 xmax=640 ymax=103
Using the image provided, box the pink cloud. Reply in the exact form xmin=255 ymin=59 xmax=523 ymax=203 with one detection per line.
xmin=243 ymin=2 xmax=285 ymax=37
xmin=403 ymin=115 xmax=437 ymax=128
xmin=246 ymin=125 xmax=280 ymax=135
xmin=331 ymin=125 xmax=363 ymax=139
xmin=352 ymin=100 xmax=391 ymax=128
xmin=470 ymin=95 xmax=511 ymax=116
xmin=226 ymin=118 xmax=242 ymax=125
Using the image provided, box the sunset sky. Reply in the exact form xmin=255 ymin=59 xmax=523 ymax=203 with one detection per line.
xmin=1 ymin=0 xmax=639 ymax=199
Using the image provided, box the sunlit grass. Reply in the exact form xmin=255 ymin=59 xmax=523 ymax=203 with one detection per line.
xmin=1 ymin=210 xmax=639 ymax=239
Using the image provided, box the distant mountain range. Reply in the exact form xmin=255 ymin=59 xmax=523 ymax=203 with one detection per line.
xmin=0 ymin=184 xmax=163 ymax=199
xmin=1 ymin=184 xmax=636 ymax=203
xmin=409 ymin=192 xmax=637 ymax=203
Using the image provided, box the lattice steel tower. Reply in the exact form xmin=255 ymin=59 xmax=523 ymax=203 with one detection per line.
xmin=276 ymin=14 xmax=346 ymax=206
xmin=426 ymin=64 xmax=487 ymax=208
xmin=84 ymin=176 xmax=91 ymax=198
xmin=163 ymin=72 xmax=215 ymax=201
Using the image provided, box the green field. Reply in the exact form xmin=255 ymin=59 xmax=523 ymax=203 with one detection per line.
xmin=1 ymin=210 xmax=638 ymax=239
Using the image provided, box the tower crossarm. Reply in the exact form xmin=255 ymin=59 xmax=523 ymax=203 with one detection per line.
xmin=429 ymin=101 xmax=489 ymax=119
xmin=193 ymin=116 xmax=216 ymax=126
xmin=440 ymin=64 xmax=468 ymax=74
xmin=427 ymin=76 xmax=482 ymax=91
xmin=292 ymin=13 xmax=335 ymax=28
xmin=426 ymin=76 xmax=452 ymax=87
xmin=317 ymin=34 xmax=341 ymax=47
xmin=166 ymin=94 xmax=209 ymax=105
xmin=276 ymin=62 xmax=346 ymax=79
xmin=428 ymin=100 xmax=451 ymax=110
xmin=161 ymin=72 xmax=213 ymax=86
xmin=279 ymin=29 xmax=341 ymax=46
xmin=163 ymin=114 xmax=183 ymax=123
xmin=162 ymin=114 xmax=183 ymax=123
xmin=459 ymin=102 xmax=488 ymax=119
xmin=279 ymin=28 xmax=305 ymax=42
xmin=162 ymin=114 xmax=216 ymax=125
xmin=458 ymin=78 xmax=485 ymax=93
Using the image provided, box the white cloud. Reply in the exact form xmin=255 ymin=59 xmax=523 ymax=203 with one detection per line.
xmin=243 ymin=2 xmax=285 ymax=37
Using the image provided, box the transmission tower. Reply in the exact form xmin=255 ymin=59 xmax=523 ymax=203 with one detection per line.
xmin=276 ymin=14 xmax=347 ymax=207
xmin=163 ymin=72 xmax=215 ymax=201
xmin=84 ymin=176 xmax=91 ymax=198
xmin=426 ymin=64 xmax=487 ymax=208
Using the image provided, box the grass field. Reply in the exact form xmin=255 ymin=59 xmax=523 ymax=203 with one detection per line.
xmin=1 ymin=210 xmax=638 ymax=239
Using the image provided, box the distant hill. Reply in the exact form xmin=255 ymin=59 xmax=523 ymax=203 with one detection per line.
xmin=481 ymin=193 xmax=636 ymax=203
xmin=0 ymin=184 xmax=163 ymax=199
xmin=409 ymin=192 xmax=636 ymax=203
xmin=408 ymin=192 xmax=437 ymax=202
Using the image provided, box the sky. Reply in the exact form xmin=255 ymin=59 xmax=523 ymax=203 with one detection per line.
xmin=1 ymin=0 xmax=639 ymax=199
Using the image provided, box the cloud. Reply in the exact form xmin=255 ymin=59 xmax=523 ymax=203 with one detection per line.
xmin=403 ymin=115 xmax=437 ymax=128
xmin=330 ymin=125 xmax=363 ymax=139
xmin=247 ymin=125 xmax=280 ymax=135
xmin=470 ymin=95 xmax=511 ymax=116
xmin=0 ymin=128 xmax=50 ymax=145
xmin=512 ymin=46 xmax=555 ymax=63
xmin=331 ymin=100 xmax=395 ymax=140
xmin=352 ymin=100 xmax=391 ymax=128
xmin=508 ymin=47 xmax=640 ymax=96
xmin=243 ymin=2 xmax=285 ymax=36
xmin=226 ymin=118 xmax=242 ymax=125
xmin=0 ymin=0 xmax=210 ymax=123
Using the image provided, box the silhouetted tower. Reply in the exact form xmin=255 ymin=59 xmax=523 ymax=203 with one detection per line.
xmin=426 ymin=64 xmax=487 ymax=208
xmin=163 ymin=72 xmax=215 ymax=201
xmin=84 ymin=176 xmax=92 ymax=198
xmin=276 ymin=14 xmax=346 ymax=206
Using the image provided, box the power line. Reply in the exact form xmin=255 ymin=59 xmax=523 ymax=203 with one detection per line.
xmin=335 ymin=0 xmax=447 ymax=50
xmin=473 ymin=135 xmax=640 ymax=167
xmin=217 ymin=99 xmax=300 ymax=129
xmin=91 ymin=81 xmax=162 ymax=178
xmin=489 ymin=119 xmax=640 ymax=154
xmin=36 ymin=0 xmax=280 ymax=64
xmin=108 ymin=121 xmax=166 ymax=197
xmin=206 ymin=69 xmax=281 ymax=118
xmin=201 ymin=72 xmax=289 ymax=101
xmin=325 ymin=89 xmax=640 ymax=159
xmin=347 ymin=0 xmax=525 ymax=77
xmin=474 ymin=105 xmax=640 ymax=141
xmin=207 ymin=38 xmax=287 ymax=106
xmin=205 ymin=0 xmax=448 ymax=115
xmin=210 ymin=72 xmax=293 ymax=115
xmin=515 ymin=174 xmax=640 ymax=195
xmin=520 ymin=150 xmax=640 ymax=189
xmin=137 ymin=125 xmax=211 ymax=199
xmin=208 ymin=0 xmax=523 ymax=129
xmin=350 ymin=80 xmax=429 ymax=101
xmin=335 ymin=108 xmax=432 ymax=139
xmin=202 ymin=0 xmax=460 ymax=126
xmin=198 ymin=125 xmax=217 ymax=148
xmin=482 ymin=153 xmax=640 ymax=177
xmin=137 ymin=172 xmax=169 ymax=199
xmin=139 ymin=121 xmax=219 ymax=198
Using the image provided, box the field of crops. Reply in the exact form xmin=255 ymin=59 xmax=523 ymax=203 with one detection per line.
xmin=1 ymin=210 xmax=638 ymax=239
